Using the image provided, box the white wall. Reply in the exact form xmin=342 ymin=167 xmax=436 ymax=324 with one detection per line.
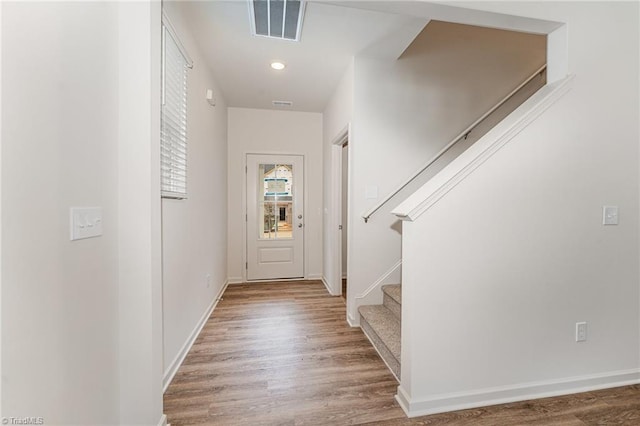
xmin=2 ymin=2 xmax=116 ymax=423
xmin=399 ymin=1 xmax=640 ymax=416
xmin=227 ymin=108 xmax=322 ymax=282
xmin=322 ymin=63 xmax=353 ymax=294
xmin=347 ymin=20 xmax=546 ymax=323
xmin=161 ymin=1 xmax=229 ymax=389
xmin=117 ymin=2 xmax=164 ymax=424
xmin=2 ymin=2 xmax=165 ymax=424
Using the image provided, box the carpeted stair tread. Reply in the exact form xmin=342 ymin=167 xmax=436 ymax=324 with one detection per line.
xmin=382 ymin=284 xmax=401 ymax=305
xmin=358 ymin=305 xmax=401 ymax=362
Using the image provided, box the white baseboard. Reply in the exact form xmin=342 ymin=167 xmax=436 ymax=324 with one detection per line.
xmin=355 ymin=259 xmax=402 ymax=301
xmin=347 ymin=311 xmax=359 ymax=327
xmin=396 ymin=368 xmax=640 ymax=418
xmin=321 ymin=275 xmax=340 ymax=296
xmin=162 ymin=280 xmax=229 ymax=392
xmin=229 ymin=275 xmax=323 ymax=284
xmin=157 ymin=414 xmax=168 ymax=426
xmin=347 ymin=259 xmax=401 ymax=324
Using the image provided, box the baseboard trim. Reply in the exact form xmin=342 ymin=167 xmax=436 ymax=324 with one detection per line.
xmin=229 ymin=275 xmax=323 ymax=284
xmin=162 ymin=280 xmax=229 ymax=393
xmin=321 ymin=275 xmax=334 ymax=295
xmin=355 ymin=259 xmax=402 ymax=301
xmin=157 ymin=414 xmax=168 ymax=426
xmin=347 ymin=311 xmax=359 ymax=327
xmin=350 ymin=259 xmax=402 ymax=322
xmin=397 ymin=368 xmax=640 ymax=418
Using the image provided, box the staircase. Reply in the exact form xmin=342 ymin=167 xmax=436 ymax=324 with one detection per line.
xmin=358 ymin=284 xmax=401 ymax=380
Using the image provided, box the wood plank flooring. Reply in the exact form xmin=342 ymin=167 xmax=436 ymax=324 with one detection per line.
xmin=164 ymin=280 xmax=640 ymax=425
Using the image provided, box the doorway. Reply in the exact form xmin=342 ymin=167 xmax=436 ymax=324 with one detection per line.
xmin=330 ymin=125 xmax=350 ymax=298
xmin=246 ymin=154 xmax=304 ymax=280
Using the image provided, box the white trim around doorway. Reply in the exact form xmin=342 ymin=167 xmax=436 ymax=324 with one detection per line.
xmin=329 ymin=124 xmax=350 ymax=297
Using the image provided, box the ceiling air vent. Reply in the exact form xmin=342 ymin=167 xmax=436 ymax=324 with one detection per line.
xmin=250 ymin=0 xmax=306 ymax=41
xmin=272 ymin=100 xmax=293 ymax=107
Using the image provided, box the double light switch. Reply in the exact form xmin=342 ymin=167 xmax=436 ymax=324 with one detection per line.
xmin=70 ymin=207 xmax=103 ymax=241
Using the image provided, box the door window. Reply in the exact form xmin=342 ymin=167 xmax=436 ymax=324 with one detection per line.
xmin=258 ymin=163 xmax=293 ymax=239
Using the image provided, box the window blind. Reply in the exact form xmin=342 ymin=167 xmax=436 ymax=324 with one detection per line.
xmin=161 ymin=24 xmax=188 ymax=199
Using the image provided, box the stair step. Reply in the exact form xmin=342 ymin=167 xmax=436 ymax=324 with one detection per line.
xmin=382 ymin=284 xmax=401 ymax=305
xmin=358 ymin=304 xmax=400 ymax=379
xmin=382 ymin=284 xmax=401 ymax=320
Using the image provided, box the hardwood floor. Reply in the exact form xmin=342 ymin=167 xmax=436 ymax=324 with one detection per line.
xmin=164 ymin=280 xmax=640 ymax=425
xmin=342 ymin=278 xmax=347 ymax=300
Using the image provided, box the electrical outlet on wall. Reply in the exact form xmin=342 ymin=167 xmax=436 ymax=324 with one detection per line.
xmin=576 ymin=322 xmax=587 ymax=342
xmin=602 ymin=206 xmax=619 ymax=225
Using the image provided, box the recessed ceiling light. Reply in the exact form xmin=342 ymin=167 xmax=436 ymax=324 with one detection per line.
xmin=271 ymin=61 xmax=286 ymax=70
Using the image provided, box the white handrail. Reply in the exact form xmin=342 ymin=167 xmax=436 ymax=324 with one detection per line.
xmin=362 ymin=64 xmax=547 ymax=223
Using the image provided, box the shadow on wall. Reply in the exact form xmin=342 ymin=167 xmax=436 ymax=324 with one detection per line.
xmin=390 ymin=220 xmax=402 ymax=235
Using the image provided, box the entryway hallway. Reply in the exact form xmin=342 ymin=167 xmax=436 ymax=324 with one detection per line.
xmin=163 ymin=280 xmax=402 ymax=424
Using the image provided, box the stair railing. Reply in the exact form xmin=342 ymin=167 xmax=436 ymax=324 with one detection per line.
xmin=362 ymin=64 xmax=547 ymax=223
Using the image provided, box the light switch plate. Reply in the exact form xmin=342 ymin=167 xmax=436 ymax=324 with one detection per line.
xmin=365 ymin=185 xmax=378 ymax=199
xmin=70 ymin=207 xmax=103 ymax=241
xmin=602 ymin=205 xmax=619 ymax=225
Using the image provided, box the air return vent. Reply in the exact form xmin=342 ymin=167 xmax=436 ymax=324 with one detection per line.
xmin=272 ymin=100 xmax=293 ymax=107
xmin=250 ymin=0 xmax=306 ymax=41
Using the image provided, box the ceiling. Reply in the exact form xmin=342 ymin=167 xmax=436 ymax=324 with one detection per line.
xmin=178 ymin=1 xmax=429 ymax=112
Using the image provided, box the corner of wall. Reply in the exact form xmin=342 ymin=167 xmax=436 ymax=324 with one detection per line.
xmin=546 ymin=24 xmax=568 ymax=83
xmin=117 ymin=1 xmax=164 ymax=424
xmin=0 ymin=1 xmax=4 ymax=418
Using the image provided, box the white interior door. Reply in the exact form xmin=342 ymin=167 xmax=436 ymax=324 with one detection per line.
xmin=246 ymin=154 xmax=304 ymax=280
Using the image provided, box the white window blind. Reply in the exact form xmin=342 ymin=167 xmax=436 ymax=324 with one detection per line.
xmin=161 ymin=23 xmax=189 ymax=199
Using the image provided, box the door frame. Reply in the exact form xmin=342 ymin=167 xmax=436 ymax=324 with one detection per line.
xmin=242 ymin=151 xmax=307 ymax=283
xmin=329 ymin=125 xmax=350 ymax=296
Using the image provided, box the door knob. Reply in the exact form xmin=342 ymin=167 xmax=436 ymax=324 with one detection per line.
xmin=298 ymin=223 xmax=303 ymax=228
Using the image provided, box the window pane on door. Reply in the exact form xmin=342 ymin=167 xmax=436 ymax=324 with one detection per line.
xmin=258 ymin=163 xmax=293 ymax=239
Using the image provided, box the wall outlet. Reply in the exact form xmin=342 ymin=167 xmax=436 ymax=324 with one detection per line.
xmin=206 ymin=274 xmax=211 ymax=288
xmin=603 ymin=206 xmax=619 ymax=225
xmin=576 ymin=322 xmax=587 ymax=342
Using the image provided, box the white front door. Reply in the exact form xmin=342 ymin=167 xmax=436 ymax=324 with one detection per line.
xmin=246 ymin=154 xmax=304 ymax=280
